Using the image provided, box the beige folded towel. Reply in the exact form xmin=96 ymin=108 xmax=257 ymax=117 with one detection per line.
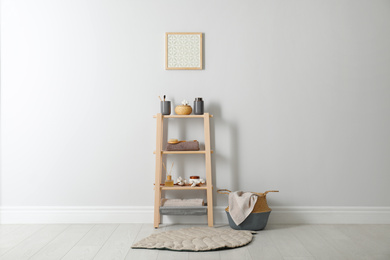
xmin=160 ymin=198 xmax=204 ymax=207
xmin=229 ymin=191 xmax=258 ymax=225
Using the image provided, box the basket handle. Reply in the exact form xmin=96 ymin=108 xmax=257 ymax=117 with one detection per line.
xmin=217 ymin=189 xmax=231 ymax=195
xmin=264 ymin=190 xmax=279 ymax=195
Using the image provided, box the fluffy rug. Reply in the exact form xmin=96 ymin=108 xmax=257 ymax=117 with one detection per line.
xmin=131 ymin=227 xmax=253 ymax=251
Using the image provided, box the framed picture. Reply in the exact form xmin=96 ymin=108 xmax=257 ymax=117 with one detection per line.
xmin=165 ymin=32 xmax=203 ymax=70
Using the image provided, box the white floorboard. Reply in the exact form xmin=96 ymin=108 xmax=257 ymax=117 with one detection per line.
xmin=219 ymin=245 xmax=252 ymax=260
xmin=267 ymin=225 xmax=313 ymax=258
xmin=61 ymin=224 xmax=118 ymax=260
xmin=312 ymin=225 xmax=367 ymax=260
xmin=0 ymin=224 xmax=69 ymax=260
xmin=29 ymin=224 xmax=93 ymax=260
xmin=93 ymin=224 xmax=141 ymax=260
xmin=287 ymin=225 xmax=345 ymax=259
xmin=337 ymin=224 xmax=390 ymax=259
xmin=0 ymin=225 xmax=22 ymax=237
xmin=0 ymin=223 xmax=389 ymax=259
xmin=0 ymin=224 xmax=45 ymax=256
xmin=247 ymin=227 xmax=284 ymax=260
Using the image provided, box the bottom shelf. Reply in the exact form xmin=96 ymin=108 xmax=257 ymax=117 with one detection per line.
xmin=160 ymin=205 xmax=208 ymax=216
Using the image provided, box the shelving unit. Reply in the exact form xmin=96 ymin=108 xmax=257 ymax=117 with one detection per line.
xmin=153 ymin=113 xmax=214 ymax=228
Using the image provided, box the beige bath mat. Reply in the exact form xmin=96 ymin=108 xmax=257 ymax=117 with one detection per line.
xmin=131 ymin=227 xmax=253 ymax=251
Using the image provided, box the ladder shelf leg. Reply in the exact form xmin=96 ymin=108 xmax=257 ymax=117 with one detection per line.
xmin=154 ymin=114 xmax=163 ymax=228
xmin=204 ymin=113 xmax=214 ymax=227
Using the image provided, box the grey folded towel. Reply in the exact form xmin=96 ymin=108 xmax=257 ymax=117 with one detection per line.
xmin=160 ymin=198 xmax=204 ymax=207
xmin=166 ymin=141 xmax=200 ymax=151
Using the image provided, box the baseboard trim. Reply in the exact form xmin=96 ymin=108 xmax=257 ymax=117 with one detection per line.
xmin=1 ymin=206 xmax=389 ymax=224
xmin=270 ymin=206 xmax=390 ymax=224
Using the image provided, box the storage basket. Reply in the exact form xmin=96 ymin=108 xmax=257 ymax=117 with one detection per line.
xmin=217 ymin=189 xmax=278 ymax=231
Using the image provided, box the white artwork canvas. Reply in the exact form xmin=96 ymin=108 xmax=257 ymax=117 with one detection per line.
xmin=166 ymin=33 xmax=203 ymax=70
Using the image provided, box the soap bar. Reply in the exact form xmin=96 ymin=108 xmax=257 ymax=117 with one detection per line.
xmin=168 ymin=139 xmax=179 ymax=144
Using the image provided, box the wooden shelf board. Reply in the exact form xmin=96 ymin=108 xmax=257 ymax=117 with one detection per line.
xmin=161 ymin=185 xmax=208 ymax=190
xmin=153 ymin=115 xmax=213 ymax=118
xmin=153 ymin=150 xmax=213 ymax=154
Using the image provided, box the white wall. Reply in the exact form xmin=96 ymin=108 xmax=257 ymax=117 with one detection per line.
xmin=1 ymin=0 xmax=390 ymax=223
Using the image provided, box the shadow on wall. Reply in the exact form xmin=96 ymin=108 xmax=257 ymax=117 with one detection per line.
xmin=208 ymin=102 xmax=240 ymax=194
xmin=157 ymin=102 xmax=240 ymax=207
xmin=202 ymin=33 xmax=206 ymax=70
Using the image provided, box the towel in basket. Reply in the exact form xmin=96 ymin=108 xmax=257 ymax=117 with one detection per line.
xmin=217 ymin=189 xmax=279 ymax=231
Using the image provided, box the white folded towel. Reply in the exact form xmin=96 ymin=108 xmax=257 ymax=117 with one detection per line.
xmin=228 ymin=191 xmax=258 ymax=225
xmin=160 ymin=198 xmax=204 ymax=207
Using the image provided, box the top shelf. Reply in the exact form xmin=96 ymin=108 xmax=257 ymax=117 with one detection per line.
xmin=153 ymin=114 xmax=213 ymax=118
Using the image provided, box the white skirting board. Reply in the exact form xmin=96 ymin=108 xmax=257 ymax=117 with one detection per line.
xmin=1 ymin=206 xmax=389 ymax=224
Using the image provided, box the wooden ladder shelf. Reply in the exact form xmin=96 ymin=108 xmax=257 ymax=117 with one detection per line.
xmin=153 ymin=113 xmax=214 ymax=228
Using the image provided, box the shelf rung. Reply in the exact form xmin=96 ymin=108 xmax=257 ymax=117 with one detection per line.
xmin=161 ymin=185 xmax=209 ymax=190
xmin=153 ymin=114 xmax=213 ymax=118
xmin=153 ymin=150 xmax=213 ymax=154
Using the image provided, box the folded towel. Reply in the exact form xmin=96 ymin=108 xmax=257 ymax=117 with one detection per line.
xmin=160 ymin=198 xmax=204 ymax=207
xmin=166 ymin=141 xmax=200 ymax=151
xmin=228 ymin=191 xmax=258 ymax=226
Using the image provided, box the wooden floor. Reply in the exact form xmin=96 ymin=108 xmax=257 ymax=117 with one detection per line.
xmin=0 ymin=224 xmax=389 ymax=259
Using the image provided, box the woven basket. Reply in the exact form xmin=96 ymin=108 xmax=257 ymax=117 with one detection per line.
xmin=175 ymin=105 xmax=192 ymax=115
xmin=217 ymin=189 xmax=278 ymax=213
xmin=217 ymin=189 xmax=279 ymax=230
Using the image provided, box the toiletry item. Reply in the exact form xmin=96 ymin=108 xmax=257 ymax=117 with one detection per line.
xmin=175 ymin=105 xmax=192 ymax=115
xmin=166 ymin=140 xmax=200 ymax=151
xmin=188 ymin=177 xmax=205 ymax=187
xmin=168 ymin=139 xmax=179 ymax=144
xmin=165 ymin=175 xmax=174 ymax=187
xmin=161 ymin=101 xmax=171 ymax=115
xmin=175 ymin=99 xmax=192 ymax=115
xmin=176 ymin=176 xmax=187 ymax=186
xmin=167 ymin=139 xmax=192 ymax=144
xmin=194 ymin=97 xmax=204 ymax=115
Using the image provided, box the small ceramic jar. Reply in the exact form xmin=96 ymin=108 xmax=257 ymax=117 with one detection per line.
xmin=188 ymin=177 xmax=205 ymax=187
xmin=175 ymin=105 xmax=192 ymax=115
xmin=194 ymin=97 xmax=204 ymax=115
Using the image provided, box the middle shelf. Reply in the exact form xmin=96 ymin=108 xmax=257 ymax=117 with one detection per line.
xmin=153 ymin=150 xmax=214 ymax=154
xmin=161 ymin=185 xmax=209 ymax=190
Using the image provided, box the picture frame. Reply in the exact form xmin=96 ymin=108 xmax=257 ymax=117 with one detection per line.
xmin=165 ymin=32 xmax=203 ymax=70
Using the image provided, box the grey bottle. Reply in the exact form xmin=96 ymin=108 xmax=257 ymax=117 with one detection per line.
xmin=194 ymin=97 xmax=204 ymax=115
